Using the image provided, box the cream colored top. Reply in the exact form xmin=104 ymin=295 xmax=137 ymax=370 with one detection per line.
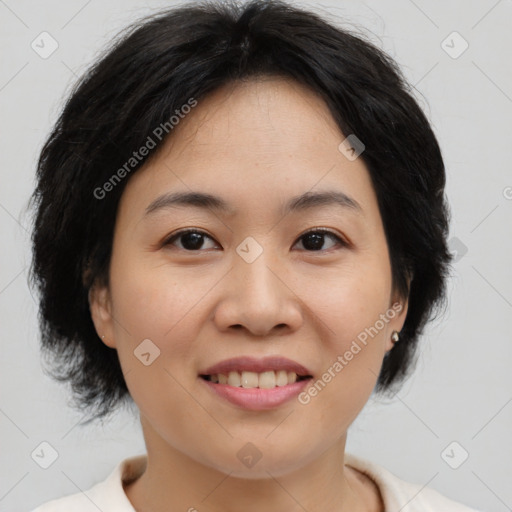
xmin=32 ymin=453 xmax=481 ymax=511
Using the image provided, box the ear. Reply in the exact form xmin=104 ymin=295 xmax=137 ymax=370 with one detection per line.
xmin=88 ymin=282 xmax=116 ymax=349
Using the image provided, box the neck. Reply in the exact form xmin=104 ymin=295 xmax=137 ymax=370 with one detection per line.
xmin=124 ymin=418 xmax=375 ymax=512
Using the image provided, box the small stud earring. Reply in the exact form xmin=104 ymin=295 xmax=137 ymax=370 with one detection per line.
xmin=391 ymin=330 xmax=400 ymax=343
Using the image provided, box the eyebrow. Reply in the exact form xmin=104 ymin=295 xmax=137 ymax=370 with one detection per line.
xmin=144 ymin=189 xmax=362 ymax=217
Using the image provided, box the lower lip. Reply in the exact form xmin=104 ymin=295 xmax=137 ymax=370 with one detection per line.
xmin=200 ymin=378 xmax=311 ymax=410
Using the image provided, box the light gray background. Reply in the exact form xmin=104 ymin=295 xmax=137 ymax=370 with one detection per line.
xmin=1 ymin=1 xmax=511 ymax=511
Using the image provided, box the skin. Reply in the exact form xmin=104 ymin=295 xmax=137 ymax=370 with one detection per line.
xmin=90 ymin=76 xmax=409 ymax=512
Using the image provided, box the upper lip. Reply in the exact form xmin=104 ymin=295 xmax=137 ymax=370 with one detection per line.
xmin=199 ymin=356 xmax=312 ymax=377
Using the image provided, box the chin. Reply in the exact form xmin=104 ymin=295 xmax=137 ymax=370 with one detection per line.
xmin=201 ymin=444 xmax=315 ymax=480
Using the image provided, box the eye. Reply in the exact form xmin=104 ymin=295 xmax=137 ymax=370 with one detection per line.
xmin=162 ymin=228 xmax=347 ymax=252
xmin=163 ymin=229 xmax=219 ymax=251
xmin=293 ymin=228 xmax=347 ymax=252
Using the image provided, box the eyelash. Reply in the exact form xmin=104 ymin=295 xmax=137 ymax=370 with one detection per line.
xmin=162 ymin=228 xmax=348 ymax=253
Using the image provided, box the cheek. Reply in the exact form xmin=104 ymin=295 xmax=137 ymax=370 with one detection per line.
xmin=107 ymin=260 xmax=201 ymax=419
xmin=300 ymin=256 xmax=392 ymax=338
xmin=299 ymin=254 xmax=392 ymax=398
xmin=106 ymin=260 xmax=194 ymax=386
xmin=109 ymin=254 xmax=214 ymax=340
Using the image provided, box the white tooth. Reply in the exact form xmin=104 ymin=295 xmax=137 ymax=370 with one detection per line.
xmin=276 ymin=370 xmax=288 ymax=386
xmin=210 ymin=374 xmax=219 ymax=383
xmin=259 ymin=371 xmax=276 ymax=389
xmin=287 ymin=371 xmax=297 ymax=384
xmin=241 ymin=371 xmax=259 ymax=388
xmin=228 ymin=371 xmax=241 ymax=387
xmin=218 ymin=374 xmax=228 ymax=384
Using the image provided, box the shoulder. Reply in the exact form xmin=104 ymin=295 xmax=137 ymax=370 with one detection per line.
xmin=30 ymin=455 xmax=147 ymax=512
xmin=344 ymin=453 xmax=482 ymax=512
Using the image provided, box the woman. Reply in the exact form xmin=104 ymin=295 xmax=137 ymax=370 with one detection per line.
xmin=29 ymin=1 xmax=480 ymax=510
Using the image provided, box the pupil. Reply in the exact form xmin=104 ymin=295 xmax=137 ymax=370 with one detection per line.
xmin=182 ymin=232 xmax=204 ymax=250
xmin=304 ymin=233 xmax=323 ymax=251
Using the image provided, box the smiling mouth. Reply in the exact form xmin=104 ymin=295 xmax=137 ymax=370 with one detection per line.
xmin=200 ymin=370 xmax=312 ymax=389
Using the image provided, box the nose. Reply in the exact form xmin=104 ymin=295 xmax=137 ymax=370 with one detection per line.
xmin=212 ymin=249 xmax=303 ymax=337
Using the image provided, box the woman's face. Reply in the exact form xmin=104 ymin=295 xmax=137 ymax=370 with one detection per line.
xmin=91 ymin=77 xmax=408 ymax=478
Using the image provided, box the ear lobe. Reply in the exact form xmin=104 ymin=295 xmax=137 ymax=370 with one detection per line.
xmin=88 ymin=283 xmax=116 ymax=348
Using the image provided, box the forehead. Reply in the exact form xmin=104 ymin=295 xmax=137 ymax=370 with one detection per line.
xmin=118 ymin=77 xmax=378 ymax=222
xmin=165 ymin=77 xmax=342 ymax=158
